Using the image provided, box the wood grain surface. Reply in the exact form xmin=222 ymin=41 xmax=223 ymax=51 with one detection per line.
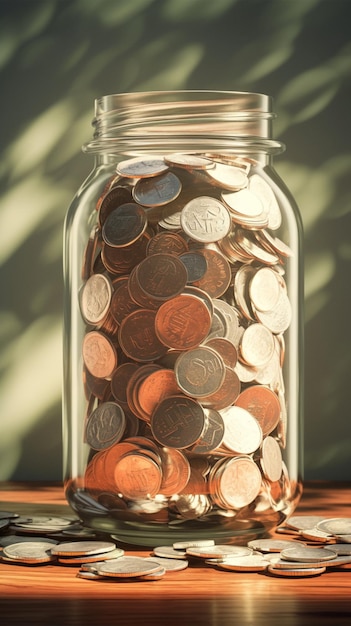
xmin=0 ymin=481 xmax=350 ymax=626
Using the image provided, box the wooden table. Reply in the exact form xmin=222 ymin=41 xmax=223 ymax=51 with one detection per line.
xmin=0 ymin=481 xmax=350 ymax=626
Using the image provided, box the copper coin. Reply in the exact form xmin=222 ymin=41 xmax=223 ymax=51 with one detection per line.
xmin=102 ymin=441 xmax=140 ymax=490
xmin=137 ymin=368 xmax=180 ymax=418
xmin=126 ymin=363 xmax=161 ymax=420
xmin=193 ymin=248 xmax=231 ymax=298
xmin=132 ymin=171 xmax=182 ymax=207
xmin=101 ymin=233 xmax=149 ymax=274
xmin=135 ymin=253 xmax=188 ymax=301
xmin=146 ymin=231 xmax=188 ymax=256
xmin=111 ymin=362 xmax=140 ymax=405
xmin=102 ymin=203 xmax=147 ymax=247
xmin=151 ymin=395 xmax=206 ymax=449
xmin=204 ymin=337 xmax=238 ymax=368
xmin=82 ymin=331 xmax=117 ymax=379
xmin=118 ymin=309 xmax=168 ymax=362
xmin=98 ymin=185 xmax=133 ymax=226
xmin=114 ymin=451 xmax=162 ymax=499
xmin=159 ymin=447 xmax=191 ymax=496
xmin=82 ymin=225 xmax=101 ymax=281
xmin=85 ymin=402 xmax=126 ymax=451
xmin=155 ymin=294 xmax=212 ymax=350
xmin=201 ymin=366 xmax=241 ymax=410
xmin=110 ymin=278 xmax=140 ymax=324
xmin=174 ymin=346 xmax=225 ymax=398
xmin=235 ymin=384 xmax=281 ymax=436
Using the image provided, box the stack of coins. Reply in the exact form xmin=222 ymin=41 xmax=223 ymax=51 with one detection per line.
xmin=77 ymin=152 xmax=296 ymax=530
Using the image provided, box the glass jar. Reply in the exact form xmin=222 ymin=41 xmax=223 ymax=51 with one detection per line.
xmin=63 ymin=91 xmax=303 ymax=546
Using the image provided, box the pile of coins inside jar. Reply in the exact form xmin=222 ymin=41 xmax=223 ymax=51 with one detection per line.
xmin=78 ymin=151 xmax=296 ymax=526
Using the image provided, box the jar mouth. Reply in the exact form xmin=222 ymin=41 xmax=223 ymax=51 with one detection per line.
xmin=83 ymin=90 xmax=284 ymax=156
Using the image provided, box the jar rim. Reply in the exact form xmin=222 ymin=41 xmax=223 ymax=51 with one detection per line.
xmin=83 ymin=90 xmax=284 ymax=156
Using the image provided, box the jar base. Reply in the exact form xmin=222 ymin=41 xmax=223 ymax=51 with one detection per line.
xmin=65 ymin=481 xmax=303 ymax=547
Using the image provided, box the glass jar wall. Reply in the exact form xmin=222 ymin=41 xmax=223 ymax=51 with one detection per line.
xmin=63 ymin=91 xmax=303 ymax=546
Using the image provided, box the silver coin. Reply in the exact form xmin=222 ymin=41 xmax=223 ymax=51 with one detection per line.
xmin=96 ymin=556 xmax=162 ymax=578
xmin=185 ymin=545 xmax=253 ymax=559
xmin=3 ymin=541 xmax=57 ymax=563
xmin=247 ymin=538 xmax=304 ymax=553
xmin=146 ymin=556 xmax=189 ymax=572
xmin=153 ymin=545 xmax=187 ymax=559
xmin=267 ymin=565 xmax=326 ymax=577
xmin=285 ymin=515 xmax=328 ymax=532
xmin=133 ymin=171 xmax=182 ymax=207
xmin=173 ymin=539 xmax=215 ymax=549
xmin=51 ymin=540 xmax=117 ymax=557
xmin=280 ymin=545 xmax=337 ymax=563
xmin=58 ymin=547 xmax=124 ymax=564
xmin=181 ymin=196 xmax=231 ymax=243
xmin=216 ymin=554 xmax=270 ymax=572
xmin=80 ymin=273 xmax=112 ymax=326
xmin=316 ymin=518 xmax=351 ymax=536
xmin=116 ymin=156 xmax=168 ymax=178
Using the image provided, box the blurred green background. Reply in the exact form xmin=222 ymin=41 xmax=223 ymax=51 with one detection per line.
xmin=0 ymin=0 xmax=350 ymax=482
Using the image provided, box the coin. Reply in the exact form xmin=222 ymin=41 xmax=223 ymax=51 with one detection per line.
xmin=146 ymin=231 xmax=188 ymax=256
xmin=216 ymin=554 xmax=270 ymax=572
xmin=158 ymin=447 xmax=191 ymax=496
xmin=249 ymin=267 xmax=281 ymax=313
xmin=51 ymin=540 xmax=117 ymax=557
xmin=135 ymin=253 xmax=188 ymax=301
xmin=234 ymin=385 xmax=281 ymax=436
xmin=174 ymin=346 xmax=225 ymax=398
xmin=98 ymin=185 xmax=133 ymax=226
xmin=82 ymin=330 xmax=117 ymax=379
xmin=116 ymin=156 xmax=168 ymax=178
xmin=260 ymin=436 xmax=283 ymax=482
xmin=285 ymin=516 xmax=330 ymax=532
xmin=146 ymin=556 xmax=189 ymax=572
xmin=179 ymin=251 xmax=208 ymax=283
xmin=186 ymin=545 xmax=253 ymax=559
xmin=173 ymin=539 xmax=215 ymax=549
xmin=191 ymin=408 xmax=225 ymax=453
xmin=267 ymin=565 xmax=326 ymax=577
xmin=204 ymin=337 xmax=238 ymax=369
xmin=165 ymin=153 xmax=214 ymax=170
xmin=3 ymin=541 xmax=58 ymax=563
xmin=181 ymin=197 xmax=231 ymax=243
xmin=280 ymin=545 xmax=337 ymax=563
xmin=102 ymin=203 xmax=147 ymax=247
xmin=96 ymin=556 xmax=163 ymax=577
xmin=210 ymin=456 xmax=262 ymax=509
xmin=152 ymin=545 xmax=187 ymax=559
xmin=155 ymin=293 xmax=212 ymax=350
xmin=118 ymin=309 xmax=168 ymax=362
xmin=248 ymin=538 xmax=303 ymax=553
xmin=193 ymin=248 xmax=232 ymax=298
xmin=85 ymin=402 xmax=126 ymax=450
xmin=220 ymin=405 xmax=263 ymax=455
xmin=200 ymin=367 xmax=241 ymax=411
xmin=151 ymin=395 xmax=206 ymax=449
xmin=316 ymin=518 xmax=351 ymax=536
xmin=207 ymin=162 xmax=248 ymax=191
xmin=137 ymin=368 xmax=180 ymax=418
xmin=133 ymin=171 xmax=182 ymax=207
xmin=80 ymin=274 xmax=113 ymax=326
xmin=240 ymin=323 xmax=275 ymax=367
xmin=248 ymin=173 xmax=282 ymax=230
xmin=114 ymin=451 xmax=162 ymax=499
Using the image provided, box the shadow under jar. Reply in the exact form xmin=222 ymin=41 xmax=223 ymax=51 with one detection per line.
xmin=63 ymin=91 xmax=304 ymax=546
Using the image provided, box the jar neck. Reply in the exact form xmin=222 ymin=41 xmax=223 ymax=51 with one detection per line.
xmin=83 ymin=90 xmax=284 ymax=158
